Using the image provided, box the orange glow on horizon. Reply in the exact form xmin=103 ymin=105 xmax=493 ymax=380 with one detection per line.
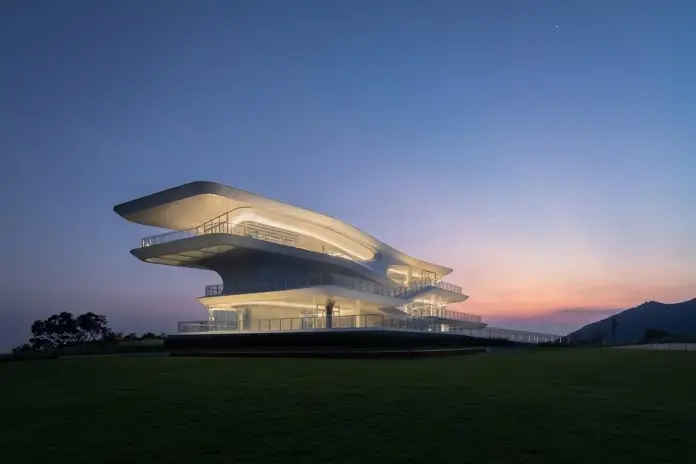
xmin=450 ymin=280 xmax=696 ymax=319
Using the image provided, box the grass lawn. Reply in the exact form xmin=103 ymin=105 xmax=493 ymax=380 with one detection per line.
xmin=2 ymin=349 xmax=695 ymax=464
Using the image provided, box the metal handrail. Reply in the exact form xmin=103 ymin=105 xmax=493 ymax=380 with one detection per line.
xmin=141 ymin=223 xmax=295 ymax=248
xmin=434 ymin=281 xmax=463 ymax=294
xmin=393 ymin=279 xmax=463 ymax=297
xmin=402 ymin=301 xmax=481 ymax=323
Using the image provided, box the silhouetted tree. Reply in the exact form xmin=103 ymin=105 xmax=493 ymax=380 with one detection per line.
xmin=12 ymin=343 xmax=33 ymax=353
xmin=23 ymin=312 xmax=113 ymax=351
xmin=77 ymin=312 xmax=113 ymax=342
xmin=30 ymin=312 xmax=80 ymax=349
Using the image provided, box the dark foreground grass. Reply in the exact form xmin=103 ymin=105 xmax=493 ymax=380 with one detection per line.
xmin=2 ymin=350 xmax=695 ymax=464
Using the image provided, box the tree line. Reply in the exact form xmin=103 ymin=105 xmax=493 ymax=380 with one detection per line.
xmin=12 ymin=312 xmax=164 ymax=353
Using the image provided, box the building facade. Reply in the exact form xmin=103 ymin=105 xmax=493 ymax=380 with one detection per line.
xmin=114 ymin=181 xmax=485 ymax=333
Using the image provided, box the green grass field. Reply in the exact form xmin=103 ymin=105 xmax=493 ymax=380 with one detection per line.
xmin=2 ymin=349 xmax=695 ymax=464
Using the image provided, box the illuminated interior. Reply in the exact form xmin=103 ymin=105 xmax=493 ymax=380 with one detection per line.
xmin=201 ymin=207 xmax=377 ymax=261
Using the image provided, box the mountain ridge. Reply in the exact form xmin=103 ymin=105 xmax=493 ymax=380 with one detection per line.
xmin=567 ymin=297 xmax=696 ymax=343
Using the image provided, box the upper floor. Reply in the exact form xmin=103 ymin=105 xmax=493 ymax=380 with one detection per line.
xmin=114 ymin=181 xmax=462 ymax=290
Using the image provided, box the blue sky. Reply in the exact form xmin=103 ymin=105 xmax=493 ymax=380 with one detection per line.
xmin=1 ymin=0 xmax=695 ymax=349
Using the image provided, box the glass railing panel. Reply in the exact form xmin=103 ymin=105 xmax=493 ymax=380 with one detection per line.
xmin=176 ymin=315 xmax=560 ymax=343
xmin=390 ymin=280 xmax=463 ymax=298
xmin=205 ymin=285 xmax=224 ymax=297
xmin=401 ymin=302 xmax=482 ymax=323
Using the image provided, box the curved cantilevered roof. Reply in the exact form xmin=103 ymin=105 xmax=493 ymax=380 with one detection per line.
xmin=114 ymin=181 xmax=453 ymax=276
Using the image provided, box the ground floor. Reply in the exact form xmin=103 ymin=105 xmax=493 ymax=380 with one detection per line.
xmin=178 ymin=298 xmax=487 ymax=335
xmin=181 ymin=291 xmax=556 ymax=343
xmin=200 ymin=304 xmax=386 ymax=332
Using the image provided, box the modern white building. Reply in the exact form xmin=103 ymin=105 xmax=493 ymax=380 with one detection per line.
xmin=114 ymin=181 xmax=488 ymax=334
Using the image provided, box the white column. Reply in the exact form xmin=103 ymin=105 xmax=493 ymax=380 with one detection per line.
xmin=237 ymin=309 xmax=244 ymax=332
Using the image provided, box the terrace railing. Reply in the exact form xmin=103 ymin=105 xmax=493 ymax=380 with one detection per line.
xmin=139 ymin=209 xmax=381 ymax=262
xmin=393 ymin=279 xmax=464 ymax=298
xmin=449 ymin=326 xmax=562 ymax=344
xmin=141 ymin=222 xmax=303 ymax=249
xmin=203 ymin=273 xmax=397 ymax=299
xmin=434 ymin=281 xmax=463 ymax=294
xmin=177 ymin=314 xmax=561 ymax=344
xmin=203 ymin=274 xmax=472 ymax=321
xmin=403 ymin=304 xmax=482 ymax=323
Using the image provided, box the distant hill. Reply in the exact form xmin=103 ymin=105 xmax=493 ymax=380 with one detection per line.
xmin=567 ymin=298 xmax=696 ymax=344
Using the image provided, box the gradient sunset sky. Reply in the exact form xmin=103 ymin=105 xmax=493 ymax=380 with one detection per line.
xmin=1 ymin=0 xmax=695 ymax=349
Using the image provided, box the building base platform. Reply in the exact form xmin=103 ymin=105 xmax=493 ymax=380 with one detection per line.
xmin=170 ymin=346 xmax=487 ymax=359
xmin=165 ymin=327 xmax=518 ymax=355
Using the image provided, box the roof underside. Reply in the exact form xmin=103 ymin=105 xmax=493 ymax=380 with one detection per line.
xmin=114 ymin=181 xmax=453 ymax=276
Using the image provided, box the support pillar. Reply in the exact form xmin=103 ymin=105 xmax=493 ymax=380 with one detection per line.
xmin=325 ymin=300 xmax=334 ymax=329
xmin=237 ymin=309 xmax=244 ymax=332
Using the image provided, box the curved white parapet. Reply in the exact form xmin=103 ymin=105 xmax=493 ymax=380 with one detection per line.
xmin=129 ymin=232 xmax=398 ymax=286
xmin=139 ymin=206 xmax=378 ymax=263
xmin=114 ymin=181 xmax=452 ymax=277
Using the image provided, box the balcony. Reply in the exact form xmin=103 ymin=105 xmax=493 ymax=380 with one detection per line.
xmin=203 ymin=274 xmax=398 ymax=299
xmin=402 ymin=302 xmax=482 ymax=323
xmin=393 ymin=279 xmax=464 ymax=298
xmin=434 ymin=281 xmax=463 ymax=294
xmin=139 ymin=211 xmax=380 ymax=262
xmin=143 ymin=222 xmax=302 ymax=248
xmin=441 ymin=310 xmax=481 ymax=323
xmin=203 ymin=274 xmax=468 ymax=308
